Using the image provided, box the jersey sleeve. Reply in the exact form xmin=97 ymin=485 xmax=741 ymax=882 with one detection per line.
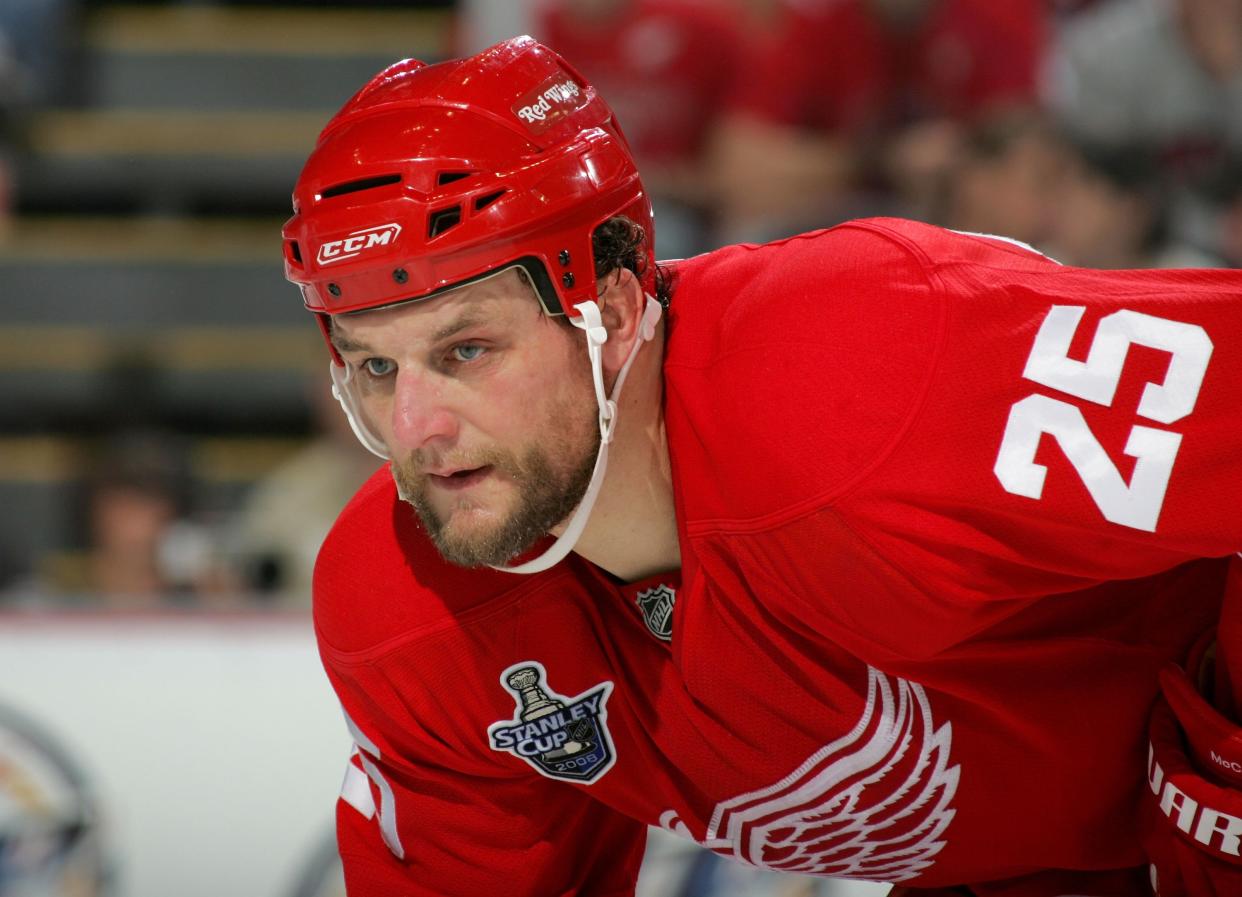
xmin=329 ymin=709 xmax=645 ymax=897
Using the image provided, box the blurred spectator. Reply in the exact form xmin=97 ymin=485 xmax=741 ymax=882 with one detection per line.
xmin=1046 ymin=141 xmax=1221 ymax=269
xmin=1207 ymin=158 xmax=1242 ymax=266
xmin=535 ymin=0 xmax=747 ymax=257
xmin=229 ymin=372 xmax=379 ymax=607
xmin=1047 ymin=0 xmax=1242 ymax=256
xmin=1049 ymin=0 xmax=1109 ymax=16
xmin=83 ymin=433 xmax=189 ymax=607
xmin=729 ymin=0 xmax=787 ymax=30
xmin=1048 ymin=0 xmax=1242 ymax=161
xmin=712 ymin=0 xmax=1048 ymax=241
xmin=939 ymin=113 xmax=1224 ymax=268
xmin=34 ymin=432 xmax=232 ymax=610
xmin=940 ymin=111 xmax=1067 ymax=250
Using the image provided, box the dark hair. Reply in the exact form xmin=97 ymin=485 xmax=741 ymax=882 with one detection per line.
xmin=1074 ymin=142 xmax=1160 ymax=194
xmin=591 ymin=216 xmax=673 ymax=308
xmin=1072 ymin=141 xmax=1168 ymax=252
xmin=86 ymin=431 xmax=190 ymax=510
xmin=962 ymin=109 xmax=1056 ymax=161
xmin=70 ymin=430 xmax=191 ymax=550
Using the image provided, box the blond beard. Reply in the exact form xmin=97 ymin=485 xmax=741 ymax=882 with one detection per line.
xmin=391 ymin=413 xmax=599 ymax=568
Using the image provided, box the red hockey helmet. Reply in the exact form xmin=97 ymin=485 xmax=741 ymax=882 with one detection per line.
xmin=282 ymin=36 xmax=655 ymax=360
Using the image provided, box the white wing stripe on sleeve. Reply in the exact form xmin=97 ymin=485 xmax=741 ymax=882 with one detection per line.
xmin=339 ymin=709 xmax=407 ymax=860
xmin=343 ymin=709 xmax=381 ymax=756
xmin=357 ymin=753 xmax=407 ymax=859
xmin=340 ymin=749 xmax=376 ymax=819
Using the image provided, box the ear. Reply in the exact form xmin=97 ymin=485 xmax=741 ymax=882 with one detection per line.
xmin=594 ymin=268 xmax=647 ymax=379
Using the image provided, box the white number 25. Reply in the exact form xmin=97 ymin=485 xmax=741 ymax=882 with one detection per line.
xmin=993 ymin=306 xmax=1213 ymax=532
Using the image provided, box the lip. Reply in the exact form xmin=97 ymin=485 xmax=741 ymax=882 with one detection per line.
xmin=428 ymin=465 xmax=492 ymax=491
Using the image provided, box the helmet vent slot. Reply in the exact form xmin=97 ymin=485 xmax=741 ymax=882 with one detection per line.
xmin=437 ymin=171 xmax=476 ymax=187
xmin=286 ymin=240 xmax=303 ymax=265
xmin=428 ymin=206 xmax=462 ymax=238
xmin=473 ymin=190 xmax=507 ymax=212
xmin=320 ymin=173 xmax=402 ymax=199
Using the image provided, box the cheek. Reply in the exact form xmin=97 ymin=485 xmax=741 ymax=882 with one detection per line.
xmin=545 ymin=361 xmax=600 ymax=449
xmin=546 ymin=340 xmax=598 ymax=422
xmin=350 ymin=386 xmax=392 ymax=439
xmin=505 ymin=333 xmax=592 ymax=427
xmin=467 ymin=369 xmax=542 ymax=439
xmin=512 ymin=384 xmax=585 ymax=446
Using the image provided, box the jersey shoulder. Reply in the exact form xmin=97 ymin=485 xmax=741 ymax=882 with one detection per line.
xmin=658 ymin=216 xmax=1143 ymax=528
xmin=312 ymin=466 xmax=541 ymax=656
xmin=663 ymin=218 xmax=954 ymax=524
xmin=663 ymin=217 xmax=1055 ymax=357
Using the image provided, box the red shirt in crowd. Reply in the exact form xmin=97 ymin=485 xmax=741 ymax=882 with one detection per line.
xmin=536 ymin=0 xmax=747 ymax=166
xmin=733 ymin=0 xmax=1047 ymax=133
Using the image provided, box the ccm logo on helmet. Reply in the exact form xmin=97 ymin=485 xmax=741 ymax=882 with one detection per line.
xmin=317 ymin=224 xmax=402 ymax=266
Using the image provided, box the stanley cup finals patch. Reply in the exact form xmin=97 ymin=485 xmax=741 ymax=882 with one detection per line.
xmin=488 ymin=661 xmax=616 ymax=784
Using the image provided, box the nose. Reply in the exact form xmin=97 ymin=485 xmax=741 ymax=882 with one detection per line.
xmin=389 ymin=367 xmax=458 ymax=454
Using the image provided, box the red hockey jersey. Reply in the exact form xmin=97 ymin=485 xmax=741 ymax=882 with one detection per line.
xmin=313 ymin=219 xmax=1242 ymax=896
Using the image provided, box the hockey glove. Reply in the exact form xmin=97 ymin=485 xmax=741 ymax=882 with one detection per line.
xmin=1141 ymin=628 xmax=1242 ymax=896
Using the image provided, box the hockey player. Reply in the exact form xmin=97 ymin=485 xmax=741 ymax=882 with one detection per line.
xmin=281 ymin=37 xmax=1242 ymax=897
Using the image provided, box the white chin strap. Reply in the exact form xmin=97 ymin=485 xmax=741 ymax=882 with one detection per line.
xmin=493 ymin=294 xmax=663 ymax=574
xmin=328 ymin=295 xmax=664 ymax=574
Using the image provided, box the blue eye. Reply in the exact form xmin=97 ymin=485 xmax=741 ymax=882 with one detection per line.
xmin=451 ymin=344 xmax=485 ymax=362
xmin=363 ymin=357 xmax=395 ymax=377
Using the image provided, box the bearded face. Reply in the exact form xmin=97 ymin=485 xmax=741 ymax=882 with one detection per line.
xmin=327 ymin=262 xmax=613 ymax=566
xmin=328 ymin=267 xmax=606 ymax=569
xmin=390 ymin=396 xmax=600 ymax=567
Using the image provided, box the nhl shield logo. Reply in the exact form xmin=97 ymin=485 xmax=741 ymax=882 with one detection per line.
xmin=636 ymin=585 xmax=675 ymax=642
xmin=487 ymin=662 xmax=616 ymax=784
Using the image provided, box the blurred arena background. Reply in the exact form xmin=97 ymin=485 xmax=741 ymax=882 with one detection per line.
xmin=0 ymin=0 xmax=1238 ymax=894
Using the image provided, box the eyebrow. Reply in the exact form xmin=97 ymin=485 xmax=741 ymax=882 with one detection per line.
xmin=432 ymin=314 xmax=485 ymax=342
xmin=328 ymin=325 xmax=370 ymax=355
xmin=329 ymin=312 xmax=487 ymax=355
